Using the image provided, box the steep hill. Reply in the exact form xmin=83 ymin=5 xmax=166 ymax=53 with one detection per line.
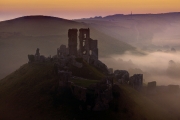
xmin=0 ymin=62 xmax=103 ymax=120
xmin=0 ymin=63 xmax=177 ymax=120
xmin=0 ymin=15 xmax=136 ymax=79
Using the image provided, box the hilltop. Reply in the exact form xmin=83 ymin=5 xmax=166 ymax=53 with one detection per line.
xmin=0 ymin=62 xmax=103 ymax=120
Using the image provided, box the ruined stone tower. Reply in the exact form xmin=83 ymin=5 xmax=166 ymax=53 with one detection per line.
xmin=79 ymin=28 xmax=90 ymax=56
xmin=35 ymin=48 xmax=40 ymax=61
xmin=68 ymin=29 xmax=78 ymax=56
xmin=79 ymin=28 xmax=98 ymax=61
xmin=89 ymin=39 xmax=98 ymax=60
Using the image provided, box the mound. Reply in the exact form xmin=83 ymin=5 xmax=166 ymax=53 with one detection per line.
xmin=0 ymin=62 xmax=176 ymax=120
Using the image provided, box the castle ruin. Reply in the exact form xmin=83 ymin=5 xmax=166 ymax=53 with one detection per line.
xmin=57 ymin=28 xmax=98 ymax=63
xmin=78 ymin=28 xmax=98 ymax=61
xmin=68 ymin=29 xmax=78 ymax=56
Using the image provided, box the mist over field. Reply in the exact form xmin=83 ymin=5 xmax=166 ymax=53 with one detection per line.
xmin=76 ymin=13 xmax=180 ymax=86
xmin=100 ymin=51 xmax=180 ymax=85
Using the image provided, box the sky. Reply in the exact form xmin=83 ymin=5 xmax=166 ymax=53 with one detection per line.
xmin=0 ymin=0 xmax=180 ymax=21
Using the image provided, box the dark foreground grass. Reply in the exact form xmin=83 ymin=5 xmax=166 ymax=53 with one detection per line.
xmin=0 ymin=62 xmax=177 ymax=120
xmin=0 ymin=62 xmax=111 ymax=120
xmin=114 ymin=85 xmax=177 ymax=120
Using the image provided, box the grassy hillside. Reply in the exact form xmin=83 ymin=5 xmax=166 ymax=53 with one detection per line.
xmin=0 ymin=15 xmax=136 ymax=79
xmin=0 ymin=62 xmax=103 ymax=120
xmin=0 ymin=62 xmax=107 ymax=120
xmin=70 ymin=58 xmax=105 ymax=80
xmin=0 ymin=62 xmax=177 ymax=120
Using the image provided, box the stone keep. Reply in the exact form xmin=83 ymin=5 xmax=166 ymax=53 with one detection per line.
xmin=68 ymin=29 xmax=78 ymax=56
xmin=79 ymin=28 xmax=98 ymax=61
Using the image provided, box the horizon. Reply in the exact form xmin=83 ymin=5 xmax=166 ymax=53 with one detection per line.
xmin=1 ymin=11 xmax=180 ymax=22
xmin=1 ymin=0 xmax=180 ymax=21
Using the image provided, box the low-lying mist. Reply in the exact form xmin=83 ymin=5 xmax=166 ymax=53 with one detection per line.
xmin=100 ymin=51 xmax=180 ymax=86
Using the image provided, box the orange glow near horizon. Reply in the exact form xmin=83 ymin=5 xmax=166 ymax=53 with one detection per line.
xmin=0 ymin=0 xmax=180 ymax=20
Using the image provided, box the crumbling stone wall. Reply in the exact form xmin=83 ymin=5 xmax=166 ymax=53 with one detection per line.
xmin=147 ymin=81 xmax=156 ymax=89
xmin=79 ymin=28 xmax=98 ymax=61
xmin=89 ymin=38 xmax=98 ymax=60
xmin=114 ymin=70 xmax=129 ymax=84
xmin=57 ymin=45 xmax=67 ymax=58
xmin=129 ymin=74 xmax=143 ymax=89
xmin=168 ymin=85 xmax=179 ymax=93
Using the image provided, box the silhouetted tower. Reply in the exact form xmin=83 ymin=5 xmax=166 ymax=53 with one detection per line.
xmin=35 ymin=48 xmax=40 ymax=61
xmin=35 ymin=48 xmax=40 ymax=56
xmin=68 ymin=29 xmax=78 ymax=56
xmin=79 ymin=28 xmax=90 ymax=56
xmin=89 ymin=39 xmax=98 ymax=59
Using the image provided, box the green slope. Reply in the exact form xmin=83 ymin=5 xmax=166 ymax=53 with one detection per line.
xmin=70 ymin=58 xmax=105 ymax=80
xmin=0 ymin=62 xmax=177 ymax=120
xmin=0 ymin=62 xmax=107 ymax=120
xmin=0 ymin=63 xmax=60 ymax=120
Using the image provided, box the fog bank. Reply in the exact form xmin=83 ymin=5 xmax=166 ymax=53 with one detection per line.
xmin=100 ymin=51 xmax=180 ymax=85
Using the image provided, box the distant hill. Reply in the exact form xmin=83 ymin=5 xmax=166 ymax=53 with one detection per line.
xmin=0 ymin=15 xmax=136 ymax=79
xmin=0 ymin=62 xmax=176 ymax=120
xmin=76 ymin=12 xmax=180 ymax=49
